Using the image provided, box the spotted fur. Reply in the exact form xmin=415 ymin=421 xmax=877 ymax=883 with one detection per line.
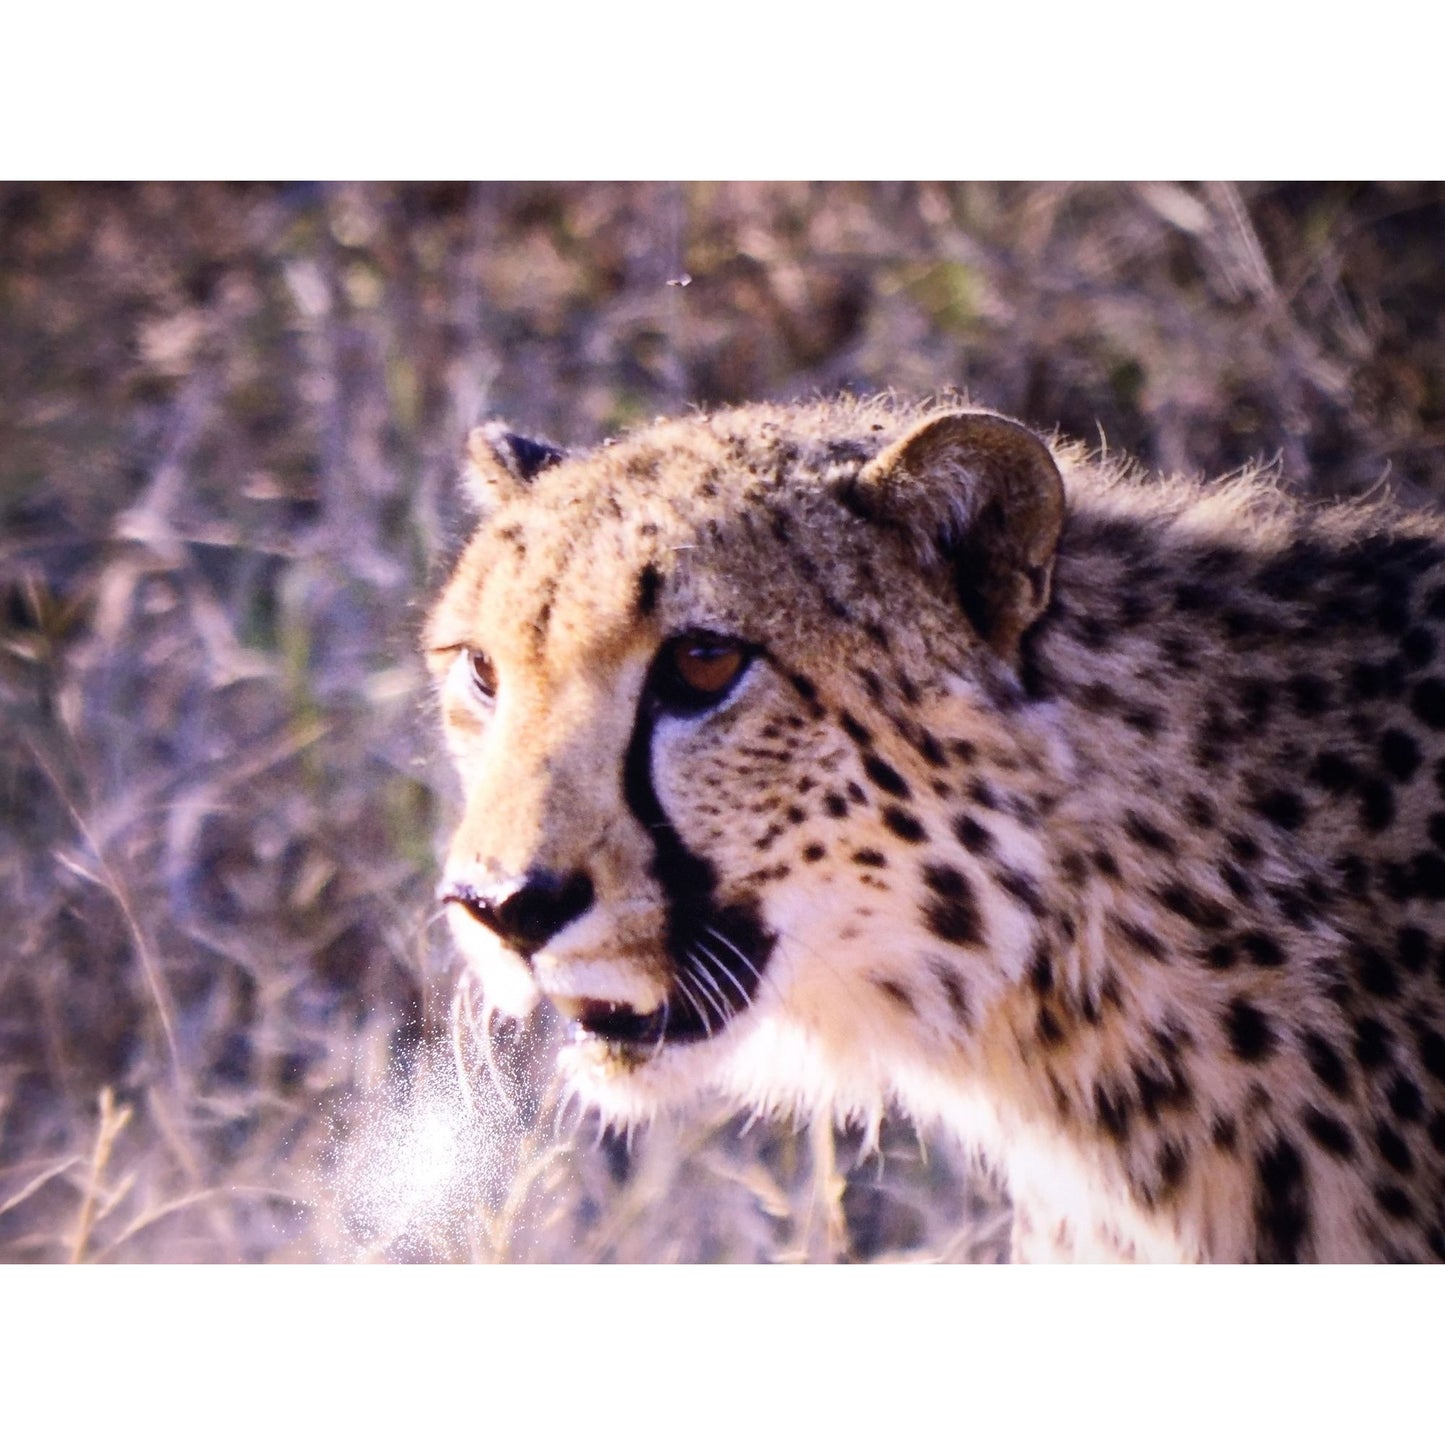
xmin=427 ymin=398 xmax=1445 ymax=1263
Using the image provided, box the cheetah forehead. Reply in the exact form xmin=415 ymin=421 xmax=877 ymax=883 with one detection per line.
xmin=435 ymin=400 xmax=986 ymax=671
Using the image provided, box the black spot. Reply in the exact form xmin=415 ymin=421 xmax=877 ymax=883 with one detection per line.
xmin=1412 ymin=851 xmax=1445 ymax=900
xmin=1124 ymin=811 xmax=1174 ymax=854
xmin=1384 ymin=856 xmax=1422 ymax=901
xmin=921 ymin=864 xmax=985 ymax=947
xmin=1355 ymin=946 xmax=1400 ymax=998
xmin=1154 ymin=883 xmax=1228 ymax=931
xmin=1335 ymin=853 xmax=1370 ymax=897
xmin=1375 ymin=593 xmax=1411 ymax=635
xmin=952 ymin=814 xmax=993 ymax=855
xmin=1226 ymin=998 xmax=1276 ymax=1062
xmin=1288 ymin=675 xmax=1332 ymax=716
xmin=1375 ymin=1184 xmax=1415 ymax=1220
xmin=915 ymin=730 xmax=948 ymax=768
xmin=997 ymin=868 xmax=1045 ymax=916
xmin=1387 ymin=1073 xmax=1423 ymax=1122
xmin=1359 ymin=777 xmax=1395 ymax=831
xmin=1237 ymin=677 xmax=1274 ymax=728
xmin=967 ymin=777 xmax=1000 ymax=811
xmin=851 ymin=848 xmax=886 ymax=869
xmin=1429 ymin=1112 xmax=1445 ymax=1151
xmin=822 ymin=792 xmax=849 ymax=819
xmin=1095 ymin=1083 xmax=1132 ymax=1142
xmin=1351 ymin=661 xmax=1385 ymax=701
xmin=1157 ymin=1140 xmax=1189 ymax=1193
xmin=1378 ymin=729 xmax=1422 ymax=782
xmin=1224 ymin=609 xmax=1266 ymax=640
xmin=1410 ymin=677 xmax=1445 ymax=729
xmin=1092 ymin=849 xmax=1120 ymax=879
xmin=1303 ymin=1030 xmax=1351 ymax=1098
xmin=1301 ymin=1107 xmax=1354 ymax=1159
xmin=1027 ymin=949 xmax=1055 ymax=996
xmin=1124 ymin=706 xmax=1163 ymax=737
xmin=802 ymin=843 xmax=825 ymax=863
xmin=1212 ymin=1116 xmax=1239 ymax=1153
xmin=861 ymin=753 xmax=911 ymax=799
xmin=634 ymin=563 xmax=662 ymax=617
xmin=785 ymin=805 xmax=807 ymax=827
xmin=1397 ymin=926 xmax=1430 ymax=975
xmin=876 ymin=978 xmax=917 ymax=1015
xmin=838 ymin=711 xmax=873 ymax=746
xmin=787 ymin=672 xmax=825 ymax=718
xmin=857 ymin=668 xmax=885 ymax=704
xmin=1114 ymin=916 xmax=1166 ymax=961
xmin=1219 ymin=863 xmax=1252 ymax=902
xmin=1310 ymin=751 xmax=1358 ymax=794
xmin=1080 ymin=681 xmax=1119 ymax=715
xmin=1374 ymin=1122 xmax=1414 ymax=1174
xmin=1255 ymin=1137 xmax=1310 ymax=1262
xmin=1402 ymin=626 xmax=1436 ymax=669
xmin=1161 ymin=634 xmax=1195 ymax=670
xmin=881 ymin=807 xmax=927 ymax=843
xmin=1253 ymin=788 xmax=1306 ymax=831
xmin=1239 ymin=931 xmax=1285 ymax=968
xmin=1174 ymin=581 xmax=1218 ymax=613
xmin=1416 ymin=1025 xmax=1445 ymax=1082
xmin=1353 ymin=1016 xmax=1392 ymax=1070
xmin=1430 ymin=813 xmax=1445 ymax=850
xmin=1205 ymin=941 xmax=1237 ymax=970
xmin=928 ymin=957 xmax=972 ymax=1030
xmin=1035 ymin=1006 xmax=1065 ymax=1046
xmin=1134 ymin=1057 xmax=1193 ymax=1117
xmin=1184 ymin=793 xmax=1218 ymax=830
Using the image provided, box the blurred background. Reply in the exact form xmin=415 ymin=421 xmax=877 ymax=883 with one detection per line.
xmin=2 ymin=181 xmax=1442 ymax=1262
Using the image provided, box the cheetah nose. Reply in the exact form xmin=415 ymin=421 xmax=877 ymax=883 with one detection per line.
xmin=441 ymin=869 xmax=595 ymax=957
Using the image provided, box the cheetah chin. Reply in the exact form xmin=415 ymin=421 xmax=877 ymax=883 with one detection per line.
xmin=428 ymin=397 xmax=1445 ymax=1261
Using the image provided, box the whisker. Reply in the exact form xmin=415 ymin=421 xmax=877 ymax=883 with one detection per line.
xmin=692 ymin=938 xmax=750 ymax=1009
xmin=701 ymin=923 xmax=766 ymax=989
xmin=671 ymin=970 xmax=714 ymax=1040
xmin=650 ymin=996 xmax=671 ymax=1059
xmin=684 ymin=946 xmax=735 ymax=1023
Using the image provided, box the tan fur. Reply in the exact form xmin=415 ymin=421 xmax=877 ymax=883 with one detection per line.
xmin=428 ymin=397 xmax=1445 ymax=1262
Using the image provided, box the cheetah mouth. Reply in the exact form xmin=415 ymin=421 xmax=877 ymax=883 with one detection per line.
xmin=551 ymin=994 xmax=714 ymax=1052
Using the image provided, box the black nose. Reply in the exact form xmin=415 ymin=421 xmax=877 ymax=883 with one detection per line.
xmin=444 ymin=869 xmax=595 ymax=956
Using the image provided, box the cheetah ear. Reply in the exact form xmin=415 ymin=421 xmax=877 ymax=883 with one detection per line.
xmin=462 ymin=423 xmax=567 ymax=511
xmin=854 ymin=411 xmax=1065 ymax=658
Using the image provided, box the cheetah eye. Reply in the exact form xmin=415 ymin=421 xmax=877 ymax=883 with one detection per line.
xmin=464 ymin=648 xmax=498 ymax=701
xmin=651 ymin=633 xmax=752 ymax=714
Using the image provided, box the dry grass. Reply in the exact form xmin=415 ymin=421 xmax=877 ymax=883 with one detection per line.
xmin=2 ymin=181 xmax=1441 ymax=1262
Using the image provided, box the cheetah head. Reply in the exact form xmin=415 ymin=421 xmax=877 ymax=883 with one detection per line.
xmin=426 ymin=402 xmax=1066 ymax=1123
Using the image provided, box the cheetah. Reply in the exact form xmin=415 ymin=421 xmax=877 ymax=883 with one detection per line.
xmin=426 ymin=397 xmax=1445 ymax=1262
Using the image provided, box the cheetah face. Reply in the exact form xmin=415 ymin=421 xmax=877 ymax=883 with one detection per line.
xmin=426 ymin=407 xmax=1064 ymax=1119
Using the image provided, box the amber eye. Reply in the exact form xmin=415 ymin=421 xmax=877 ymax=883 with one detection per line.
xmin=465 ymin=649 xmax=497 ymax=700
xmin=652 ymin=633 xmax=752 ymax=714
